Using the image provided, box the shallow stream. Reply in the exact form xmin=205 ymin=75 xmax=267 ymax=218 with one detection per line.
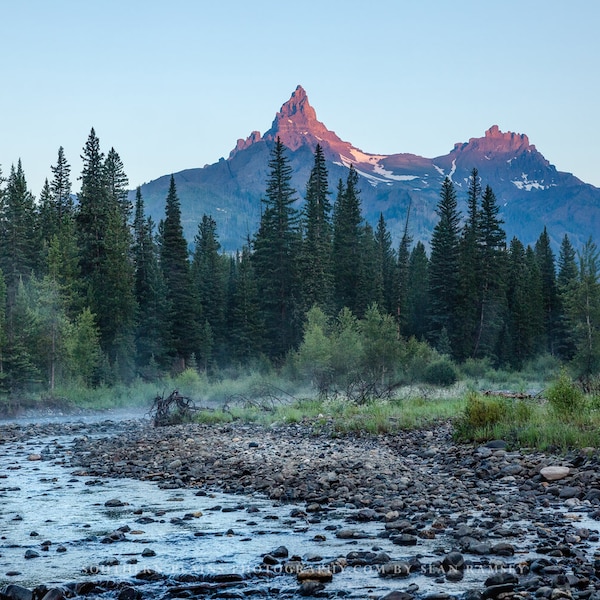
xmin=1 ymin=413 xmax=599 ymax=598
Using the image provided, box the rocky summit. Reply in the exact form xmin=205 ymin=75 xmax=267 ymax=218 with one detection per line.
xmin=135 ymin=85 xmax=600 ymax=252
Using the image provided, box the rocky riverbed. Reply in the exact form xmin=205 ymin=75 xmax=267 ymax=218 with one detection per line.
xmin=2 ymin=416 xmax=600 ymax=600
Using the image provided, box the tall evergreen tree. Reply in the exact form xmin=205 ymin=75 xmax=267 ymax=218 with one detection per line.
xmin=564 ymin=238 xmax=600 ymax=380
xmin=505 ymin=238 xmax=543 ymax=369
xmin=428 ymin=177 xmax=461 ymax=353
xmin=252 ymin=138 xmax=301 ymax=360
xmin=356 ymin=222 xmax=381 ymax=316
xmin=132 ymin=187 xmax=168 ymax=372
xmin=228 ymin=245 xmax=264 ymax=363
xmin=301 ymin=144 xmax=333 ymax=313
xmin=77 ymin=128 xmax=108 ymax=281
xmin=375 ymin=213 xmax=397 ymax=316
xmin=556 ymin=234 xmax=578 ymax=360
xmin=405 ymin=241 xmax=429 ymax=340
xmin=104 ymin=147 xmax=132 ymax=222
xmin=473 ymin=184 xmax=507 ymax=359
xmin=534 ymin=227 xmax=559 ymax=355
xmin=332 ymin=166 xmax=363 ymax=314
xmin=77 ymin=130 xmax=136 ymax=378
xmin=0 ymin=161 xmax=40 ymax=296
xmin=396 ymin=209 xmax=412 ymax=333
xmin=455 ymin=168 xmax=483 ymax=360
xmin=159 ymin=175 xmax=199 ymax=370
xmin=191 ymin=214 xmax=227 ymax=367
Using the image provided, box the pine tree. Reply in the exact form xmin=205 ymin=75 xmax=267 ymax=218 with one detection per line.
xmin=77 ymin=128 xmax=108 ymax=281
xmin=0 ymin=161 xmax=40 ymax=295
xmin=428 ymin=178 xmax=461 ymax=353
xmin=472 ymin=184 xmax=507 ymax=359
xmin=132 ymin=188 xmax=168 ymax=373
xmin=332 ymin=166 xmax=363 ymax=314
xmin=301 ymin=144 xmax=333 ymax=313
xmin=159 ymin=175 xmax=199 ymax=370
xmin=556 ymin=234 xmax=578 ymax=360
xmin=505 ymin=238 xmax=543 ymax=369
xmin=375 ymin=213 xmax=397 ymax=316
xmin=252 ymin=138 xmax=301 ymax=360
xmin=405 ymin=241 xmax=429 ymax=340
xmin=76 ymin=130 xmax=137 ymax=378
xmin=0 ymin=268 xmax=6 ymax=383
xmin=51 ymin=146 xmax=73 ymax=222
xmin=228 ymin=245 xmax=264 ymax=363
xmin=396 ymin=210 xmax=412 ymax=334
xmin=104 ymin=147 xmax=132 ymax=222
xmin=564 ymin=238 xmax=600 ymax=380
xmin=455 ymin=168 xmax=483 ymax=360
xmin=191 ymin=214 xmax=227 ymax=366
xmin=356 ymin=222 xmax=381 ymax=316
xmin=534 ymin=227 xmax=559 ymax=355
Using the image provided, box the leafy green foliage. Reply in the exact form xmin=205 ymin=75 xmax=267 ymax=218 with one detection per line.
xmin=423 ymin=359 xmax=459 ymax=386
xmin=546 ymin=369 xmax=586 ymax=416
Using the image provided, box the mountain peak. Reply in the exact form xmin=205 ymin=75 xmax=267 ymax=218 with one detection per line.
xmin=452 ymin=124 xmax=535 ymax=156
xmin=229 ymin=85 xmax=352 ymax=159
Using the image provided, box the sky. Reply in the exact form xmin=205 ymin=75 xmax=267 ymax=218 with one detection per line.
xmin=1 ymin=0 xmax=599 ymax=196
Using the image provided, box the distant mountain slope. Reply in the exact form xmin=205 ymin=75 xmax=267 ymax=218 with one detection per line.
xmin=137 ymin=86 xmax=600 ymax=252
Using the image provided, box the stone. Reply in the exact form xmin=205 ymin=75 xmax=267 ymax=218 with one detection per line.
xmin=41 ymin=589 xmax=64 ymax=600
xmin=378 ymin=562 xmax=411 ymax=577
xmin=104 ymin=498 xmax=126 ymax=507
xmin=4 ymin=584 xmax=33 ymax=600
xmin=24 ymin=549 xmax=39 ymax=559
xmin=540 ymin=466 xmax=570 ymax=481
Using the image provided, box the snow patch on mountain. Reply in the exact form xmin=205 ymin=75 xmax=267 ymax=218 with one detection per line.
xmin=512 ymin=173 xmax=554 ymax=191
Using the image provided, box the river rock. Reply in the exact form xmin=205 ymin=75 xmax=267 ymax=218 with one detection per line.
xmin=540 ymin=466 xmax=570 ymax=481
xmin=40 ymin=589 xmax=64 ymax=600
xmin=3 ymin=584 xmax=33 ymax=600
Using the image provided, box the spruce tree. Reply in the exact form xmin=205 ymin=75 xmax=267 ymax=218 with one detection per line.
xmin=228 ymin=245 xmax=264 ymax=363
xmin=301 ymin=144 xmax=333 ymax=313
xmin=396 ymin=211 xmax=412 ymax=333
xmin=159 ymin=175 xmax=199 ymax=370
xmin=564 ymin=238 xmax=600 ymax=379
xmin=505 ymin=238 xmax=542 ymax=369
xmin=473 ymin=184 xmax=507 ymax=359
xmin=356 ymin=222 xmax=381 ymax=316
xmin=76 ymin=130 xmax=137 ymax=379
xmin=428 ymin=177 xmax=461 ymax=353
xmin=132 ymin=187 xmax=168 ymax=372
xmin=534 ymin=227 xmax=559 ymax=355
xmin=405 ymin=241 xmax=430 ymax=340
xmin=332 ymin=166 xmax=363 ymax=314
xmin=556 ymin=234 xmax=578 ymax=360
xmin=191 ymin=214 xmax=227 ymax=367
xmin=375 ymin=213 xmax=397 ymax=316
xmin=455 ymin=168 xmax=483 ymax=360
xmin=0 ymin=161 xmax=40 ymax=296
xmin=252 ymin=138 xmax=301 ymax=360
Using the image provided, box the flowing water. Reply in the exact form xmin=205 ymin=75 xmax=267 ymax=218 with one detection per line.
xmin=1 ymin=413 xmax=599 ymax=598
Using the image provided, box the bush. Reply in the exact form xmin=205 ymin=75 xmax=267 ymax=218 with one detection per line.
xmin=463 ymin=392 xmax=507 ymax=430
xmin=546 ymin=370 xmax=586 ymax=417
xmin=423 ymin=359 xmax=458 ymax=386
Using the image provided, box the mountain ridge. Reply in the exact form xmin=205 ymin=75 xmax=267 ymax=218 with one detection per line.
xmin=136 ymin=85 xmax=599 ymax=252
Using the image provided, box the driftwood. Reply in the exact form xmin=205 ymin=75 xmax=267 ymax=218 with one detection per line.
xmin=482 ymin=390 xmax=539 ymax=400
xmin=149 ymin=389 xmax=198 ymax=426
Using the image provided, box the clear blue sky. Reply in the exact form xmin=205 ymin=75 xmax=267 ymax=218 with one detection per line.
xmin=1 ymin=0 xmax=599 ymax=195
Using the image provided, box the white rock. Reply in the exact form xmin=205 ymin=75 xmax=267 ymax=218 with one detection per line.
xmin=540 ymin=466 xmax=570 ymax=481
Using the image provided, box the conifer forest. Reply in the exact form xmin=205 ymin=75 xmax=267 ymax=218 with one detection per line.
xmin=0 ymin=130 xmax=599 ymax=400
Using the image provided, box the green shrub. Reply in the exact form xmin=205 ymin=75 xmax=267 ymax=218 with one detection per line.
xmin=423 ymin=359 xmax=458 ymax=386
xmin=462 ymin=392 xmax=507 ymax=429
xmin=546 ymin=370 xmax=586 ymax=417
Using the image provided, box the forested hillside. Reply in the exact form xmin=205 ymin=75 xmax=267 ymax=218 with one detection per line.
xmin=0 ymin=131 xmax=598 ymax=399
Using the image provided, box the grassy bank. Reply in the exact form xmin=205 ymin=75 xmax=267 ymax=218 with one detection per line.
xmin=3 ymin=361 xmax=599 ymax=453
